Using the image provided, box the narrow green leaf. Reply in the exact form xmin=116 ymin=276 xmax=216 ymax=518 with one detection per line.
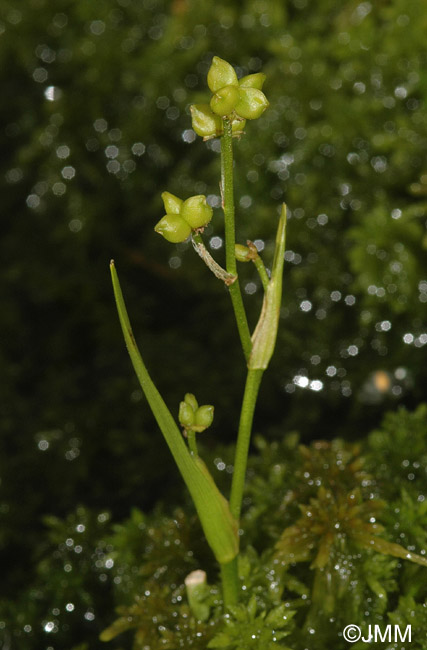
xmin=352 ymin=531 xmax=427 ymax=567
xmin=247 ymin=594 xmax=257 ymax=620
xmin=249 ymin=204 xmax=287 ymax=369
xmin=110 ymin=261 xmax=238 ymax=564
xmin=99 ymin=617 xmax=133 ymax=642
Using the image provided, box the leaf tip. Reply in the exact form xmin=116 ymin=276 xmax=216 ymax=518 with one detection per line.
xmin=281 ymin=203 xmax=287 ymax=223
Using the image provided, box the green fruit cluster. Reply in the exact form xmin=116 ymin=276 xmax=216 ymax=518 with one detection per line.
xmin=179 ymin=393 xmax=214 ymax=433
xmin=190 ymin=56 xmax=269 ymax=140
xmin=154 ymin=192 xmax=213 ymax=243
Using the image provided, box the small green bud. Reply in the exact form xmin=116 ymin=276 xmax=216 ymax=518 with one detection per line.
xmin=181 ymin=195 xmax=213 ymax=229
xmin=235 ymin=244 xmax=251 ymax=262
xmin=239 ymin=72 xmax=266 ymax=90
xmin=210 ymin=84 xmax=240 ymax=116
xmin=162 ymin=191 xmax=183 ymax=215
xmin=235 ymin=87 xmax=269 ymax=120
xmin=154 ymin=214 xmax=191 ymax=243
xmin=179 ymin=401 xmax=195 ymax=428
xmin=190 ymin=104 xmax=222 ymax=139
xmin=194 ymin=405 xmax=214 ymax=430
xmin=207 ymin=56 xmax=238 ymax=93
xmin=184 ymin=393 xmax=199 ymax=412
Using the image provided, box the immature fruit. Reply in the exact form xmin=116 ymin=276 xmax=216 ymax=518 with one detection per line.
xmin=205 ymin=56 xmax=269 ymax=121
xmin=179 ymin=401 xmax=195 ymax=428
xmin=238 ymin=72 xmax=267 ymax=90
xmin=161 ymin=191 xmax=183 ymax=215
xmin=181 ymin=195 xmax=213 ymax=229
xmin=190 ymin=104 xmax=246 ymax=139
xmin=194 ymin=405 xmax=214 ymax=430
xmin=235 ymin=244 xmax=251 ymax=262
xmin=235 ymin=87 xmax=269 ymax=120
xmin=179 ymin=394 xmax=214 ymax=433
xmin=154 ymin=214 xmax=191 ymax=243
xmin=190 ymin=104 xmax=222 ymax=139
xmin=207 ymin=56 xmax=238 ymax=92
xmin=210 ymin=85 xmax=240 ymax=116
xmin=184 ymin=393 xmax=199 ymax=412
xmin=155 ymin=193 xmax=213 ymax=242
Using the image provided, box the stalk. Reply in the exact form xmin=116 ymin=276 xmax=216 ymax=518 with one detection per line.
xmin=230 ymin=368 xmax=264 ymax=521
xmin=253 ymin=255 xmax=270 ymax=292
xmin=220 ymin=557 xmax=239 ymax=607
xmin=221 ymin=118 xmax=252 ymax=361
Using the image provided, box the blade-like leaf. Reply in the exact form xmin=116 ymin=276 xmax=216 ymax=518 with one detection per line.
xmin=110 ymin=261 xmax=238 ymax=564
xmin=249 ymin=204 xmax=287 ymax=370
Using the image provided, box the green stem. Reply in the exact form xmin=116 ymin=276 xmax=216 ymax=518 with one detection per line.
xmin=221 ymin=118 xmax=252 ymax=361
xmin=187 ymin=429 xmax=198 ymax=456
xmin=220 ymin=556 xmax=239 ymax=607
xmin=230 ymin=368 xmax=264 ymax=521
xmin=192 ymin=232 xmax=237 ymax=286
xmin=253 ymin=255 xmax=270 ymax=293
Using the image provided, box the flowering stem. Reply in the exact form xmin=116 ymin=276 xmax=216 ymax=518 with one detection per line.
xmin=220 ymin=556 xmax=239 ymax=607
xmin=221 ymin=118 xmax=252 ymax=361
xmin=230 ymin=367 xmax=264 ymax=521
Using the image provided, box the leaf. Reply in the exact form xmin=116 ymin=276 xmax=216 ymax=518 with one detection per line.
xmin=249 ymin=204 xmax=287 ymax=370
xmin=110 ymin=262 xmax=238 ymax=565
xmin=247 ymin=594 xmax=257 ymax=620
xmin=265 ymin=603 xmax=296 ymax=629
xmin=207 ymin=631 xmax=232 ymax=648
xmin=353 ymin=531 xmax=427 ymax=567
xmin=100 ymin=616 xmax=136 ymax=642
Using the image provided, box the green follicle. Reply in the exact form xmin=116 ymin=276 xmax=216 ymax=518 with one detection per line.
xmin=190 ymin=103 xmax=246 ymax=140
xmin=207 ymin=56 xmax=238 ymax=92
xmin=235 ymin=241 xmax=259 ymax=263
xmin=154 ymin=192 xmax=213 ymax=243
xmin=190 ymin=104 xmax=223 ymax=139
xmin=179 ymin=401 xmax=195 ymax=428
xmin=205 ymin=56 xmax=269 ymax=121
xmin=161 ymin=190 xmax=183 ymax=214
xmin=184 ymin=392 xmax=198 ymax=412
xmin=239 ymin=72 xmax=266 ymax=89
xmin=181 ymin=195 xmax=213 ymax=229
xmin=194 ymin=404 xmax=214 ymax=430
xmin=210 ymin=85 xmax=240 ymax=116
xmin=179 ymin=394 xmax=215 ymax=438
xmin=235 ymin=243 xmax=252 ymax=262
xmin=234 ymin=87 xmax=269 ymax=120
xmin=154 ymin=214 xmax=191 ymax=243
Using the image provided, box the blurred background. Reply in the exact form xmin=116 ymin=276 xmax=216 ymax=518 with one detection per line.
xmin=1 ymin=0 xmax=426 ymax=646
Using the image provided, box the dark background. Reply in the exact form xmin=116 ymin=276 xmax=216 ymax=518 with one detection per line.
xmin=1 ymin=0 xmax=426 ymax=646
